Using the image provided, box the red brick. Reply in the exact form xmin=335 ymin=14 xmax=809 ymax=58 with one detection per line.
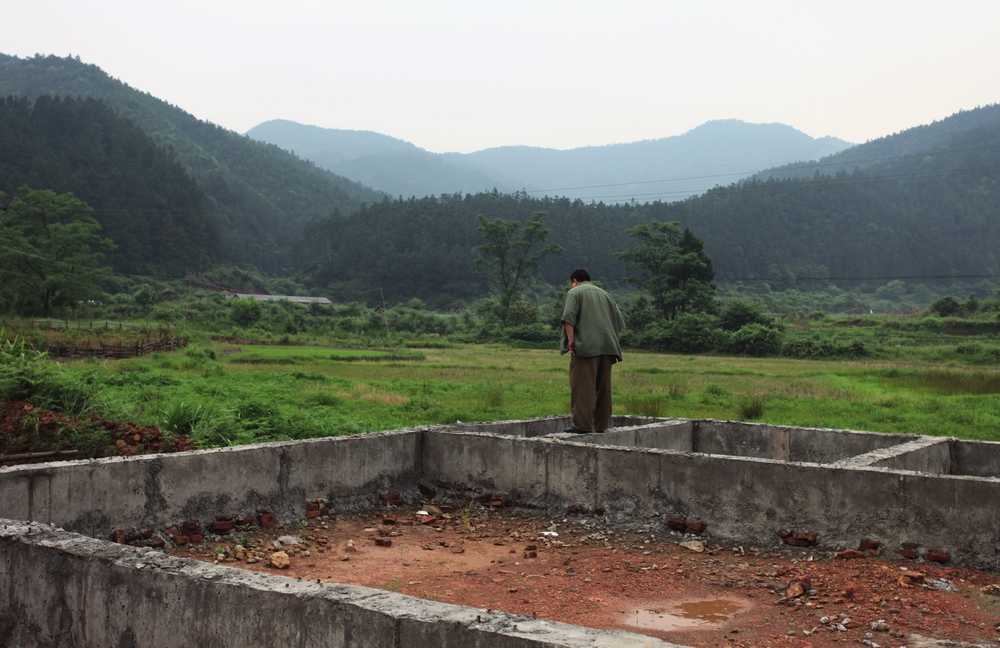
xmin=927 ymin=552 xmax=949 ymax=563
xmin=189 ymin=534 xmax=203 ymax=543
xmin=858 ymin=538 xmax=880 ymax=551
xmin=836 ymin=549 xmax=865 ymax=560
xmin=175 ymin=535 xmax=190 ymax=545
xmin=306 ymin=510 xmax=320 ymax=518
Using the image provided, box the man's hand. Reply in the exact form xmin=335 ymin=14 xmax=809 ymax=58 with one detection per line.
xmin=563 ymin=322 xmax=576 ymax=356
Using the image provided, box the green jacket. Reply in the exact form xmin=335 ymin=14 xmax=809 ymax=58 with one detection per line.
xmin=560 ymin=282 xmax=625 ymax=361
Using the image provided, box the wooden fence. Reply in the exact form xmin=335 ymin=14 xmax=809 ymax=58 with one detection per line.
xmin=42 ymin=337 xmax=189 ymax=360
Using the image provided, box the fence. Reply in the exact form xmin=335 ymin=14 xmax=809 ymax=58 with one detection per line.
xmin=42 ymin=337 xmax=189 ymax=360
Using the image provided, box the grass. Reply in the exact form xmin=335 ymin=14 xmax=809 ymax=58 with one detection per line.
xmin=42 ymin=341 xmax=1000 ymax=447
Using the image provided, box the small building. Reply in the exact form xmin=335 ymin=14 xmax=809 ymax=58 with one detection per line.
xmin=230 ymin=293 xmax=332 ymax=306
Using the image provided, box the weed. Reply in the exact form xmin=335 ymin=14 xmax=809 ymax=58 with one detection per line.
xmin=618 ymin=393 xmax=665 ymax=417
xmin=380 ymin=578 xmax=404 ymax=592
xmin=703 ymin=382 xmax=731 ymax=397
xmin=736 ymin=393 xmax=768 ymax=421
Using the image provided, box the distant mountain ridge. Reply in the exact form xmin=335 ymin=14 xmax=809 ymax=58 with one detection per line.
xmin=0 ymin=53 xmax=386 ymax=271
xmin=248 ymin=119 xmax=853 ymax=201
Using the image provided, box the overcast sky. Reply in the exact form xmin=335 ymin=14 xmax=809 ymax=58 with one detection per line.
xmin=6 ymin=0 xmax=999 ymax=153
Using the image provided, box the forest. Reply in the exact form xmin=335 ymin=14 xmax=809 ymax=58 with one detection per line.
xmin=0 ymin=53 xmax=385 ymax=272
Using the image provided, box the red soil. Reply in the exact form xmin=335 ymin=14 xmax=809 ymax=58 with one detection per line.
xmin=171 ymin=508 xmax=1000 ymax=648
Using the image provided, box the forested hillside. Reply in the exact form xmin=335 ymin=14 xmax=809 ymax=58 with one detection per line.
xmin=0 ymin=53 xmax=386 ymax=271
xmin=295 ymin=192 xmax=649 ymax=305
xmin=297 ymin=109 xmax=1000 ymax=307
xmin=760 ymin=104 xmax=1000 ymax=180
xmin=0 ymin=95 xmax=221 ymax=273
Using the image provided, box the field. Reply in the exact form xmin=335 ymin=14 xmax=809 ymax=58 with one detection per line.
xmin=65 ymin=340 xmax=1000 ymax=449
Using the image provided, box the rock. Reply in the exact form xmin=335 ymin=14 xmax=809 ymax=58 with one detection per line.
xmin=870 ymin=619 xmax=890 ymax=632
xmin=277 ymin=535 xmax=302 ymax=545
xmin=859 ymin=538 xmax=880 ymax=551
xmin=345 ymin=540 xmax=356 ymax=552
xmin=341 ymin=555 xmax=350 ymax=561
xmin=685 ymin=518 xmax=707 ymax=535
xmin=269 ymin=551 xmax=290 ymax=569
xmin=786 ymin=582 xmax=805 ymax=598
xmin=980 ymin=584 xmax=1000 ymax=595
xmin=679 ymin=540 xmax=705 ymax=553
xmin=424 ymin=505 xmax=443 ymax=516
xmin=836 ymin=549 xmax=865 ymax=560
xmin=375 ymin=538 xmax=392 ymax=547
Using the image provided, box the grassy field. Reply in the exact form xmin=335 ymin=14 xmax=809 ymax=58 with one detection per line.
xmin=69 ymin=341 xmax=1000 ymax=448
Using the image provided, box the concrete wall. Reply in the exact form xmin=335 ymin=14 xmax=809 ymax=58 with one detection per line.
xmin=0 ymin=430 xmax=421 ymax=537
xmin=0 ymin=521 xmax=685 ymax=648
xmin=420 ymin=430 xmax=1000 ymax=570
xmin=951 ymin=439 xmax=1000 ymax=477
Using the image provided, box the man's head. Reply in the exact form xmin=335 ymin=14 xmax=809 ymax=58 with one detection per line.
xmin=569 ymin=269 xmax=591 ymax=287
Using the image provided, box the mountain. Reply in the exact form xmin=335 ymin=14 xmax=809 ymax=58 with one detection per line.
xmin=295 ymin=107 xmax=1000 ymax=306
xmin=758 ymin=104 xmax=1000 ymax=180
xmin=0 ymin=95 xmax=221 ymax=274
xmin=449 ymin=121 xmax=852 ymax=201
xmin=250 ymin=118 xmax=851 ymax=202
xmin=0 ymin=54 xmax=386 ymax=271
xmin=246 ymin=120 xmax=522 ymax=197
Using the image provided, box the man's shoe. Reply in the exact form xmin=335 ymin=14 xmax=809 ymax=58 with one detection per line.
xmin=563 ymin=426 xmax=592 ymax=434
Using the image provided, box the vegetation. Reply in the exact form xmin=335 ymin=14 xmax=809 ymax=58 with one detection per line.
xmin=0 ymin=54 xmax=385 ymax=272
xmin=475 ymin=211 xmax=563 ymax=327
xmin=0 ymin=187 xmax=113 ymax=316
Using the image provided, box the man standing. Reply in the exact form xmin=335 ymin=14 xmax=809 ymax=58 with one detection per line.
xmin=560 ymin=268 xmax=625 ymax=434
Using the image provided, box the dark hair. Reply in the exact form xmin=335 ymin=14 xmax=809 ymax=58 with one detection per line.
xmin=570 ymin=268 xmax=591 ymax=282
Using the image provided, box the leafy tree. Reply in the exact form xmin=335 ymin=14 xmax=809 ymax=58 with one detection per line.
xmin=475 ymin=211 xmax=563 ymax=327
xmin=615 ymin=221 xmax=716 ymax=320
xmin=929 ymin=296 xmax=961 ymax=317
xmin=0 ymin=187 xmax=113 ymax=317
xmin=229 ymin=298 xmax=263 ymax=328
xmin=719 ymin=299 xmax=772 ymax=332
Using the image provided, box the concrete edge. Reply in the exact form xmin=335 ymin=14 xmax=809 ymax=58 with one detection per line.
xmin=0 ymin=520 xmax=688 ymax=648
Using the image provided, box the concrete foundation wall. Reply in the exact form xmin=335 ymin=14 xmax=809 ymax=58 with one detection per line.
xmin=0 ymin=522 xmax=683 ymax=648
xmin=952 ymin=439 xmax=1000 ymax=477
xmin=421 ymin=431 xmax=1000 ymax=570
xmin=0 ymin=430 xmax=421 ymax=537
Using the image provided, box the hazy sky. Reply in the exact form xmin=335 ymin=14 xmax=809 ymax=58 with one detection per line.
xmin=6 ymin=1 xmax=999 ymax=153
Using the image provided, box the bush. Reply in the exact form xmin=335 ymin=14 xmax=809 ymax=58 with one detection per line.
xmin=0 ymin=337 xmax=102 ymax=416
xmin=636 ymin=313 xmax=721 ymax=354
xmin=230 ymin=298 xmax=263 ymax=328
xmin=929 ymin=296 xmax=961 ymax=317
xmin=719 ymin=299 xmax=771 ymax=332
xmin=727 ymin=324 xmax=782 ymax=357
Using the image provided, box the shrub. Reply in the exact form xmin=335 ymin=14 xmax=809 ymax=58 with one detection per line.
xmin=230 ymin=298 xmax=263 ymax=328
xmin=719 ymin=299 xmax=772 ymax=332
xmin=736 ymin=394 xmax=768 ymax=420
xmin=727 ymin=324 xmax=782 ymax=357
xmin=636 ymin=313 xmax=721 ymax=354
xmin=929 ymin=296 xmax=961 ymax=317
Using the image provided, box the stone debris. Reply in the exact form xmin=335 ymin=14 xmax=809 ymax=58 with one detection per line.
xmin=269 ymin=551 xmax=290 ymax=569
xmin=778 ymin=530 xmax=818 ymax=547
xmin=679 ymin=540 xmax=705 ymax=553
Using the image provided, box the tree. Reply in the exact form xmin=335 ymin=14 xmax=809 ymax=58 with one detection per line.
xmin=615 ymin=221 xmax=716 ymax=321
xmin=475 ymin=211 xmax=563 ymax=327
xmin=0 ymin=187 xmax=114 ymax=317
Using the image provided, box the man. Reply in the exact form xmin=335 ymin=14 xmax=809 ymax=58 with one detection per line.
xmin=560 ymin=268 xmax=625 ymax=434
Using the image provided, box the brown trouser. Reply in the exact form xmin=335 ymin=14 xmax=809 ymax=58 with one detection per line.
xmin=569 ymin=354 xmax=615 ymax=432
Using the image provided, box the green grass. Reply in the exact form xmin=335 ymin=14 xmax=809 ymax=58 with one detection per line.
xmin=46 ymin=341 xmax=1000 ymax=448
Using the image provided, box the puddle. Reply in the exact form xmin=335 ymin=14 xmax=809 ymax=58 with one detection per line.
xmin=625 ymin=599 xmax=745 ymax=631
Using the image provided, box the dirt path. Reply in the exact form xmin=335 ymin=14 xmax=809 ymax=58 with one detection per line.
xmin=170 ymin=507 xmax=1000 ymax=647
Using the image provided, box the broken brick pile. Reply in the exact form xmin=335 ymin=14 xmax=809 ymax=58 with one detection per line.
xmin=111 ymin=500 xmax=329 ymax=548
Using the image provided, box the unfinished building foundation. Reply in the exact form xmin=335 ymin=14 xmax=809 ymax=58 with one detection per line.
xmin=2 ymin=415 xmax=999 ymax=646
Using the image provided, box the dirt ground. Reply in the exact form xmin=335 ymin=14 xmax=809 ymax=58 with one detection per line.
xmin=169 ymin=506 xmax=1000 ymax=648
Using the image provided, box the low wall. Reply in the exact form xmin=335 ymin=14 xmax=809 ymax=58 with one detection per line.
xmin=420 ymin=429 xmax=1000 ymax=570
xmin=0 ymin=521 xmax=683 ymax=648
xmin=0 ymin=430 xmax=421 ymax=537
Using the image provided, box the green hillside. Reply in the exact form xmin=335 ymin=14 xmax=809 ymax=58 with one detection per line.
xmin=296 ymin=107 xmax=1000 ymax=306
xmin=0 ymin=95 xmax=221 ymax=274
xmin=0 ymin=54 xmax=386 ymax=271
